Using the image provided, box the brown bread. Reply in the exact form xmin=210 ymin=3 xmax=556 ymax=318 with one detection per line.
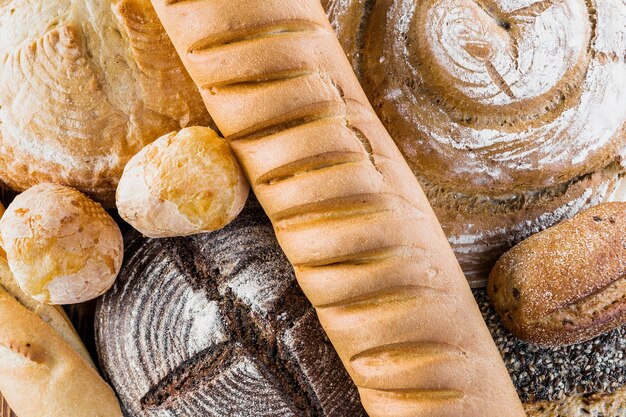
xmin=489 ymin=202 xmax=626 ymax=347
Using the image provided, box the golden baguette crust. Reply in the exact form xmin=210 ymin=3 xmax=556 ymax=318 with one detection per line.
xmin=0 ymin=0 xmax=211 ymax=205
xmin=0 ymin=257 xmax=93 ymax=367
xmin=488 ymin=202 xmax=626 ymax=347
xmin=150 ymin=1 xmax=525 ymax=416
xmin=0 ymin=270 xmax=122 ymax=417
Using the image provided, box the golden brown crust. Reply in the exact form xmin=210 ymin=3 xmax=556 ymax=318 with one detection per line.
xmin=525 ymin=387 xmax=626 ymax=417
xmin=488 ymin=202 xmax=626 ymax=347
xmin=323 ymin=0 xmax=626 ymax=285
xmin=150 ymin=1 xmax=526 ymax=415
xmin=0 ymin=241 xmax=122 ymax=417
xmin=0 ymin=284 xmax=123 ymax=417
xmin=0 ymin=0 xmax=211 ymax=206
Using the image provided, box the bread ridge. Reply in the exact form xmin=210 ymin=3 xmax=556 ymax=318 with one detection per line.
xmin=149 ymin=1 xmax=525 ymax=416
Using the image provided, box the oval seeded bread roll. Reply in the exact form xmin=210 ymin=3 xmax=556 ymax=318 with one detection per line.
xmin=488 ymin=202 xmax=626 ymax=347
xmin=150 ymin=1 xmax=525 ymax=416
xmin=96 ymin=200 xmax=367 ymax=417
xmin=0 ymin=0 xmax=211 ymax=205
xmin=323 ymin=0 xmax=626 ymax=285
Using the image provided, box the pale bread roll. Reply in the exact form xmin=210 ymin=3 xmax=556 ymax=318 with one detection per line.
xmin=117 ymin=126 xmax=249 ymax=238
xmin=0 ymin=184 xmax=123 ymax=304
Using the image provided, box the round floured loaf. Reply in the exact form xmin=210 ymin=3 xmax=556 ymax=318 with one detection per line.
xmin=0 ymin=0 xmax=211 ymax=205
xmin=323 ymin=0 xmax=626 ymax=285
xmin=95 ymin=199 xmax=367 ymax=417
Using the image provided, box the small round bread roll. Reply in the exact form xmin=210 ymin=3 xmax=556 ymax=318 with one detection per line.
xmin=0 ymin=183 xmax=123 ymax=305
xmin=116 ymin=126 xmax=249 ymax=238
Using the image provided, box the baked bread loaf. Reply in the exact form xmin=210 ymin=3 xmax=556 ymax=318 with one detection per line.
xmin=96 ymin=200 xmax=367 ymax=416
xmin=150 ymin=2 xmax=525 ymax=415
xmin=0 ymin=245 xmax=122 ymax=417
xmin=0 ymin=0 xmax=211 ymax=205
xmin=116 ymin=126 xmax=249 ymax=238
xmin=323 ymin=0 xmax=626 ymax=285
xmin=476 ymin=289 xmax=626 ymax=417
xmin=0 ymin=184 xmax=123 ymax=304
xmin=96 ymin=200 xmax=626 ymax=417
xmin=488 ymin=202 xmax=626 ymax=347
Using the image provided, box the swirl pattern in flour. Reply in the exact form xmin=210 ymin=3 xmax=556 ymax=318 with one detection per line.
xmin=323 ymin=0 xmax=626 ymax=285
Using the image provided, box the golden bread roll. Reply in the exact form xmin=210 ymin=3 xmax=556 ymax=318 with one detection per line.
xmin=150 ymin=1 xmax=526 ymax=416
xmin=116 ymin=126 xmax=249 ymax=238
xmin=0 ymin=184 xmax=123 ymax=305
xmin=323 ymin=0 xmax=626 ymax=285
xmin=0 ymin=0 xmax=211 ymax=205
xmin=488 ymin=202 xmax=626 ymax=347
xmin=0 ymin=259 xmax=123 ymax=417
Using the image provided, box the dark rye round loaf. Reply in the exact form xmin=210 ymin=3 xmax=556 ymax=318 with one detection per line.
xmin=95 ymin=199 xmax=366 ymax=417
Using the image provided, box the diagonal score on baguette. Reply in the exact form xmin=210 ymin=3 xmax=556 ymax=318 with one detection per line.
xmin=0 ymin=271 xmax=123 ymax=417
xmin=150 ymin=1 xmax=526 ymax=415
xmin=0 ymin=253 xmax=94 ymax=367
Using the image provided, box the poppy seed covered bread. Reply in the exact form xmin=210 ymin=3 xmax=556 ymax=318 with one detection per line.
xmin=477 ymin=289 xmax=626 ymax=417
xmin=0 ymin=0 xmax=211 ymax=205
xmin=96 ymin=200 xmax=367 ymax=417
xmin=323 ymin=0 xmax=626 ymax=285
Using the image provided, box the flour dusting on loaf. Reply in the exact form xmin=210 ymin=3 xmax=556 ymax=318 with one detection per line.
xmin=96 ymin=200 xmax=367 ymax=417
xmin=0 ymin=0 xmax=211 ymax=205
xmin=324 ymin=0 xmax=626 ymax=285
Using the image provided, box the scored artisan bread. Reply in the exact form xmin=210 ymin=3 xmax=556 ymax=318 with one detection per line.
xmin=97 ymin=199 xmax=367 ymax=417
xmin=150 ymin=1 xmax=525 ymax=416
xmin=488 ymin=202 xmax=626 ymax=347
xmin=0 ymin=0 xmax=211 ymax=205
xmin=323 ymin=0 xmax=626 ymax=285
xmin=0 ymin=250 xmax=122 ymax=417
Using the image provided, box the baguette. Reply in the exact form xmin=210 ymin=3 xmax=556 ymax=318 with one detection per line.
xmin=0 ymin=253 xmax=123 ymax=417
xmin=150 ymin=2 xmax=525 ymax=416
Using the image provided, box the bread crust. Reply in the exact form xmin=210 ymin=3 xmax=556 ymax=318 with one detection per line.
xmin=0 ymin=256 xmax=122 ymax=417
xmin=323 ymin=0 xmax=626 ymax=286
xmin=0 ymin=0 xmax=211 ymax=206
xmin=488 ymin=202 xmax=626 ymax=347
xmin=150 ymin=1 xmax=526 ymax=415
